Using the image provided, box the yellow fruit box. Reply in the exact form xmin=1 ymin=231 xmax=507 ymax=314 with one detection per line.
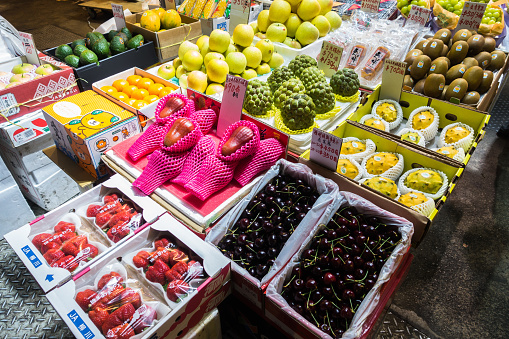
xmin=299 ymin=120 xmax=464 ymax=247
xmin=42 ymin=91 xmax=140 ymax=179
xmin=348 ymin=85 xmax=490 ymax=168
xmin=125 ymin=10 xmax=203 ymax=63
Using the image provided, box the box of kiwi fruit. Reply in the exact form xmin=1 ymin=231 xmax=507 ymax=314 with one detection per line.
xmin=402 ymin=28 xmax=507 ymax=112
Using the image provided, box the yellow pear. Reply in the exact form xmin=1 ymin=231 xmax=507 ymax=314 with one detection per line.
xmin=209 ymin=29 xmax=231 ymax=53
xmin=269 ymin=0 xmax=292 ymax=23
xmin=204 ymin=52 xmax=225 ymax=67
xmin=324 ymin=11 xmax=342 ymax=30
xmin=311 ymin=15 xmax=331 ymax=37
xmin=241 ymin=69 xmax=258 ymax=80
xmin=297 ymin=0 xmax=321 ymax=21
xmin=257 ymin=10 xmax=272 ymax=32
xmin=268 ymin=52 xmax=285 ymax=68
xmin=182 ymin=50 xmax=203 ymax=71
xmin=295 ymin=21 xmax=319 ymax=46
xmin=187 ymin=71 xmax=208 ymax=92
xmin=233 ymin=24 xmax=255 ymax=47
xmin=243 ymin=46 xmax=263 ymax=68
xmin=255 ymin=39 xmax=274 ymax=62
xmin=206 ymin=83 xmax=224 ymax=95
xmin=225 ymin=52 xmax=247 ymax=74
xmin=178 ymin=41 xmax=199 ymax=61
xmin=285 ymin=13 xmax=302 ymax=38
xmin=207 ymin=59 xmax=229 ymax=83
xmin=196 ymin=35 xmax=209 ymax=51
xmin=256 ymin=63 xmax=271 ymax=75
xmin=317 ymin=0 xmax=333 ymax=15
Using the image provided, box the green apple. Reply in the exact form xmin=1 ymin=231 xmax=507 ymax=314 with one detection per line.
xmin=284 ymin=37 xmax=302 ymax=49
xmin=204 ymin=52 xmax=225 ymax=67
xmin=256 ymin=63 xmax=271 ymax=75
xmin=295 ymin=21 xmax=319 ymax=46
xmin=255 ymin=39 xmax=274 ymax=62
xmin=268 ymin=52 xmax=284 ymax=68
xmin=209 ymin=29 xmax=231 ymax=53
xmin=225 ymin=52 xmax=247 ymax=74
xmin=317 ymin=0 xmax=333 ymax=15
xmin=243 ymin=46 xmax=263 ymax=69
xmin=325 ymin=11 xmax=342 ymax=30
xmin=285 ymin=13 xmax=302 ymax=38
xmin=9 ymin=74 xmax=32 ymax=83
xmin=311 ymin=15 xmax=331 ymax=37
xmin=241 ymin=69 xmax=258 ymax=80
xmin=157 ymin=64 xmax=176 ymax=80
xmin=11 ymin=63 xmax=35 ymax=74
xmin=266 ymin=23 xmax=288 ymax=43
xmin=178 ymin=41 xmax=199 ymax=61
xmin=35 ymin=64 xmax=55 ymax=76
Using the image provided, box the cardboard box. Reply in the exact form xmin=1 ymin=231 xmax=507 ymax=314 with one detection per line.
xmin=0 ymin=109 xmax=50 ymax=147
xmin=125 ymin=12 xmax=202 ymax=63
xmin=42 ymin=90 xmax=140 ymax=179
xmin=0 ymin=54 xmax=79 ymax=125
xmin=300 ymin=120 xmax=463 ymax=246
xmin=46 ymin=212 xmax=231 ymax=338
xmin=4 ymin=174 xmax=166 ymax=292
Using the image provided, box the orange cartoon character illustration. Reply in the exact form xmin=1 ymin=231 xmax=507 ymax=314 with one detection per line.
xmin=66 ymin=110 xmax=120 ymax=139
xmin=95 ymin=138 xmax=108 ymax=151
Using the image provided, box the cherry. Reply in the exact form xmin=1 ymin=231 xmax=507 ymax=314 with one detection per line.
xmin=343 ymin=259 xmax=354 ymax=272
xmin=292 ymin=304 xmax=304 ymax=315
xmin=365 ymin=279 xmax=376 ymax=290
xmin=354 ymin=268 xmax=365 ymax=280
xmin=256 ymin=264 xmax=268 ymax=277
xmin=256 ymin=250 xmax=267 ymax=260
xmin=265 ymin=184 xmax=276 ymax=195
xmin=306 ymin=278 xmax=317 ymax=289
xmin=267 ymin=247 xmax=278 ymax=258
xmin=342 ymin=289 xmax=355 ymax=300
xmin=292 ymin=278 xmax=304 ymax=290
xmin=291 ymin=266 xmax=301 ymax=277
xmin=319 ymin=299 xmax=332 ymax=311
xmin=318 ymin=254 xmax=329 ymax=267
xmin=353 ymin=282 xmax=365 ymax=295
xmin=330 ymin=257 xmax=342 ymax=269
xmin=322 ymin=286 xmax=333 ymax=297
xmin=364 ymin=261 xmax=376 ymax=272
xmin=312 ymin=265 xmax=322 ymax=277
xmin=237 ymin=234 xmax=248 ymax=245
xmin=348 ymin=218 xmax=358 ymax=230
xmin=356 ymin=234 xmax=367 ymax=246
xmin=323 ymin=272 xmax=336 ymax=285
xmin=340 ymin=306 xmax=353 ymax=320
xmin=311 ymin=290 xmax=322 ymax=302
xmin=294 ymin=291 xmax=306 ymax=303
xmin=335 ymin=216 xmax=349 ymax=227
xmin=254 ymin=237 xmax=265 ymax=249
xmin=332 ymin=246 xmax=343 ymax=257
xmin=350 ymin=244 xmax=362 ymax=256
xmin=234 ymin=246 xmax=244 ymax=257
xmin=302 ymin=248 xmax=316 ymax=260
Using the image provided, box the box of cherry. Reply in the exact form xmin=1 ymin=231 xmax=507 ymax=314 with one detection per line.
xmin=206 ymin=159 xmax=339 ymax=310
xmin=264 ymin=191 xmax=414 ymax=339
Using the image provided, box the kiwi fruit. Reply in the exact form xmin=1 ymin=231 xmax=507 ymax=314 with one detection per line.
xmin=429 ymin=58 xmax=449 ymax=75
xmin=475 ymin=51 xmax=492 ymax=69
xmin=415 ymin=39 xmax=431 ymax=51
xmin=423 ymin=39 xmax=444 ymax=60
xmin=445 ymin=78 xmax=468 ymax=101
xmin=404 ymin=49 xmax=423 ymax=66
xmin=462 ymin=91 xmax=480 ymax=105
xmin=462 ymin=66 xmax=483 ymax=91
xmin=488 ymin=50 xmax=505 ymax=71
xmin=446 ymin=64 xmax=467 ymax=84
xmin=462 ymin=57 xmax=479 ymax=70
xmin=477 ymin=70 xmax=494 ymax=94
xmin=483 ymin=37 xmax=496 ymax=52
xmin=467 ymin=35 xmax=485 ymax=56
xmin=411 ymin=55 xmax=432 ymax=80
xmin=447 ymin=41 xmax=469 ymax=64
xmin=434 ymin=28 xmax=452 ymax=44
xmin=403 ymin=75 xmax=415 ymax=89
xmin=441 ymin=85 xmax=449 ymax=100
xmin=441 ymin=44 xmax=449 ymax=57
xmin=452 ymin=29 xmax=472 ymax=44
xmin=435 ymin=56 xmax=451 ymax=68
xmin=424 ymin=74 xmax=446 ymax=98
xmin=413 ymin=79 xmax=426 ymax=94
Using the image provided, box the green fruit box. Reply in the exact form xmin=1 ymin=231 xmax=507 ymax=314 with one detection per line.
xmin=45 ymin=212 xmax=231 ymax=339
xmin=4 ymin=174 xmax=165 ymax=292
xmin=299 ymin=120 xmax=464 ymax=246
xmin=347 ymin=85 xmax=490 ymax=167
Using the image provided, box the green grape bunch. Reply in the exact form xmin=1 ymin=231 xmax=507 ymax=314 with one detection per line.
xmin=482 ymin=6 xmax=502 ymax=24
xmin=397 ymin=0 xmax=428 ymax=16
xmin=437 ymin=0 xmax=465 ymax=16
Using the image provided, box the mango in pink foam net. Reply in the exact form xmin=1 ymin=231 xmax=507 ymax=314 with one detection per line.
xmin=189 ymin=109 xmax=217 ymax=135
xmin=172 ymin=136 xmax=216 ymax=186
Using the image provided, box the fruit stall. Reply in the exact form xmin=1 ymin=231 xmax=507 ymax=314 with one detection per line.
xmin=0 ymin=0 xmax=507 ymax=337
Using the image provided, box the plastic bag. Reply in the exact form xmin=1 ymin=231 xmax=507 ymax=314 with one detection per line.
xmin=478 ymin=4 xmax=505 ymax=36
xmin=433 ymin=2 xmax=459 ymax=29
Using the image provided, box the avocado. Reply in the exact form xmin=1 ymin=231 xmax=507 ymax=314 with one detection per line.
xmin=411 ymin=55 xmax=432 ymax=80
xmin=467 ymin=35 xmax=485 ymax=56
xmin=483 ymin=37 xmax=496 ymax=52
xmin=403 ymin=75 xmax=414 ymax=89
xmin=404 ymin=49 xmax=423 ymax=67
xmin=86 ymin=32 xmax=101 ymax=48
xmin=424 ymin=73 xmax=446 ymax=98
xmin=107 ymin=30 xmax=118 ymax=42
xmin=64 ymin=54 xmax=80 ymax=68
xmin=429 ymin=58 xmax=449 ymax=76
xmin=447 ymin=41 xmax=469 ymax=65
xmin=452 ymin=29 xmax=472 ymax=44
xmin=110 ymin=36 xmax=126 ymax=55
xmin=55 ymin=44 xmax=73 ymax=61
xmin=445 ymin=78 xmax=468 ymax=101
xmin=462 ymin=57 xmax=479 ymax=69
xmin=79 ymin=49 xmax=99 ymax=66
xmin=413 ymin=79 xmax=426 ymax=94
xmin=462 ymin=66 xmax=483 ymax=91
xmin=446 ymin=64 xmax=467 ymax=84
xmin=415 ymin=39 xmax=431 ymax=51
xmin=488 ymin=50 xmax=505 ymax=71
xmin=93 ymin=32 xmax=105 ymax=41
xmin=474 ymin=51 xmax=491 ymax=69
xmin=127 ymin=34 xmax=144 ymax=49
xmin=441 ymin=85 xmax=449 ymax=100
xmin=434 ymin=29 xmax=452 ymax=45
xmin=90 ymin=39 xmax=110 ymax=60
xmin=73 ymin=45 xmax=88 ymax=56
xmin=121 ymin=27 xmax=133 ymax=41
xmin=477 ymin=70 xmax=493 ymax=93
xmin=116 ymin=32 xmax=129 ymax=42
xmin=441 ymin=44 xmax=449 ymax=57
xmin=71 ymin=39 xmax=86 ymax=50
xmin=461 ymin=91 xmax=480 ymax=105
xmin=423 ymin=39 xmax=444 ymax=60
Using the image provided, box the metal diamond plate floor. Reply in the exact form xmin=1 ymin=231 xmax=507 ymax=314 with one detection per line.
xmin=376 ymin=311 xmax=433 ymax=339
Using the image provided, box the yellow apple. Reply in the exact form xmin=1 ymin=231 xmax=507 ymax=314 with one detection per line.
xmin=297 ymin=0 xmax=321 ymax=21
xmin=269 ymin=0 xmax=292 ymax=23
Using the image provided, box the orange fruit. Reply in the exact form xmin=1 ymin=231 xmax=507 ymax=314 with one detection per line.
xmin=112 ymin=79 xmax=129 ymax=91
xmin=101 ymin=85 xmax=117 ymax=94
xmin=127 ymin=75 xmax=142 ymax=86
xmin=132 ymin=100 xmax=149 ymax=109
xmin=153 ymin=7 xmax=166 ymax=19
xmin=126 ymin=98 xmax=137 ymax=106
xmin=132 ymin=88 xmax=150 ymax=100
xmin=137 ymin=77 xmax=155 ymax=90
xmin=161 ymin=9 xmax=181 ymax=30
xmin=158 ymin=86 xmax=175 ymax=97
xmin=140 ymin=10 xmax=161 ymax=32
xmin=122 ymin=85 xmax=138 ymax=97
xmin=148 ymin=83 xmax=165 ymax=96
xmin=145 ymin=95 xmax=160 ymax=103
xmin=111 ymin=92 xmax=129 ymax=102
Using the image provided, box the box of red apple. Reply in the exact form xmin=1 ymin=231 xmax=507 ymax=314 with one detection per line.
xmin=205 ymin=159 xmax=339 ymax=312
xmin=4 ymin=174 xmax=165 ymax=292
xmin=46 ymin=212 xmax=231 ymax=339
xmin=264 ymin=191 xmax=413 ymax=338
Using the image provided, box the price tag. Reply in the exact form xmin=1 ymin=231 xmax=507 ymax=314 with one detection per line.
xmin=407 ymin=5 xmax=432 ymax=26
xmin=309 ymin=128 xmax=342 ymax=171
xmin=318 ymin=41 xmax=343 ymax=77
xmin=229 ymin=0 xmax=250 ymax=34
xmin=361 ymin=0 xmax=381 ymax=13
xmin=457 ymin=1 xmax=486 ymax=31
xmin=380 ymin=59 xmax=406 ymax=101
xmin=217 ymin=74 xmax=248 ymax=136
xmin=112 ymin=4 xmax=126 ymax=30
xmin=18 ymin=32 xmax=40 ymax=65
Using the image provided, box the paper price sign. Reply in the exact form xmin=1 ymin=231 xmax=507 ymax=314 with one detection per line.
xmin=310 ymin=128 xmax=342 ymax=171
xmin=407 ymin=5 xmax=431 ymax=26
xmin=457 ymin=1 xmax=486 ymax=30
xmin=229 ymin=0 xmax=250 ymax=34
xmin=18 ymin=32 xmax=40 ymax=65
xmin=318 ymin=41 xmax=343 ymax=77
xmin=380 ymin=59 xmax=406 ymax=101
xmin=112 ymin=4 xmax=126 ymax=29
xmin=217 ymin=75 xmax=248 ymax=136
xmin=361 ymin=0 xmax=381 ymax=13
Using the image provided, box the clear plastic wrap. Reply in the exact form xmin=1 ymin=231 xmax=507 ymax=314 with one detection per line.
xmin=437 ymin=122 xmax=475 ymax=152
xmin=396 ymin=128 xmax=426 ymax=147
xmin=359 ymin=114 xmax=390 ymax=132
xmin=361 ymin=152 xmax=405 ymax=181
xmin=398 ymin=167 xmax=449 ymax=201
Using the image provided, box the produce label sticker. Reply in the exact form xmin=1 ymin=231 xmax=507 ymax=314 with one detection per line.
xmin=21 ymin=245 xmax=42 ymax=268
xmin=112 ymin=4 xmax=126 ymax=30
xmin=457 ymin=1 xmax=486 ymax=31
xmin=310 ymin=128 xmax=342 ymax=171
xmin=217 ymin=74 xmax=248 ymax=136
xmin=318 ymin=41 xmax=343 ymax=77
xmin=229 ymin=0 xmax=250 ymax=34
xmin=407 ymin=5 xmax=431 ymax=26
xmin=13 ymin=128 xmax=36 ymax=144
xmin=18 ymin=32 xmax=40 ymax=65
xmin=0 ymin=93 xmax=20 ymax=117
xmin=361 ymin=0 xmax=381 ymax=13
xmin=380 ymin=59 xmax=406 ymax=101
xmin=67 ymin=310 xmax=95 ymax=339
